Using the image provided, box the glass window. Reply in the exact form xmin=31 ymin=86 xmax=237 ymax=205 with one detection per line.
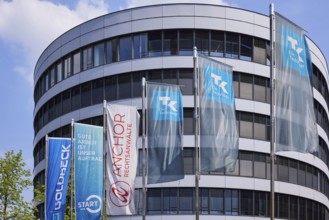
xmin=199 ymin=188 xmax=209 ymax=214
xmin=210 ymin=31 xmax=224 ymax=57
xmin=299 ymin=198 xmax=306 ymax=220
xmin=240 ymin=151 xmax=253 ymax=177
xmin=50 ymin=66 xmax=55 ymax=87
xmin=140 ymin=33 xmax=148 ymax=58
xmin=45 ymin=73 xmax=49 ymax=91
xmin=163 ymin=188 xmax=178 ymax=214
xmin=118 ymin=73 xmax=131 ymax=99
xmin=56 ymin=62 xmax=62 ymax=83
xmin=254 ymin=153 xmax=266 ymax=178
xmin=183 ymin=148 xmax=194 ymax=174
xmin=163 ymin=69 xmax=177 ymax=85
xmin=298 ymin=163 xmax=306 ymax=186
xmin=184 ymin=109 xmax=194 ymax=135
xmin=253 ymin=38 xmax=267 ymax=64
xmin=106 ymin=38 xmax=118 ymax=63
xmin=313 ymin=168 xmax=318 ymax=190
xmin=290 ymin=196 xmax=298 ymax=220
xmin=240 ymin=73 xmax=253 ymax=100
xmin=179 ymin=30 xmax=193 ymax=55
xmin=232 ymin=190 xmax=239 ymax=215
xmin=210 ymin=189 xmax=224 ymax=214
xmin=62 ymin=89 xmax=71 ymax=114
xmin=134 ymin=189 xmax=142 ymax=214
xmin=179 ymin=69 xmax=193 ymax=95
xmin=55 ymin=95 xmax=62 ymax=118
xmin=81 ymin=82 xmax=91 ymax=107
xmin=148 ymin=31 xmax=162 ymax=57
xmin=306 ymin=165 xmax=313 ymax=188
xmin=147 ymin=189 xmax=161 ymax=214
xmin=105 ymin=76 xmax=117 ymax=101
xmin=94 ymin=42 xmax=105 ymax=67
xmin=148 ymin=70 xmax=162 ymax=83
xmin=289 ymin=160 xmax=298 ymax=184
xmin=92 ymin=79 xmax=104 ymax=104
xmin=254 ymin=115 xmax=267 ymax=140
xmin=71 ymin=86 xmax=81 ymax=110
xmin=240 ymin=35 xmax=252 ymax=61
xmin=82 ymin=46 xmax=93 ymax=70
xmin=132 ymin=72 xmax=145 ymax=98
xmin=225 ymin=33 xmax=239 ymax=59
xmin=179 ymin=188 xmax=193 ymax=214
xmin=224 ymin=189 xmax=232 ymax=215
xmin=195 ymin=30 xmax=209 ymax=55
xmin=163 ymin=30 xmax=177 ymax=56
xmin=119 ymin=36 xmax=132 ymax=61
xmin=133 ymin=35 xmax=141 ymax=59
xmin=240 ymin=190 xmax=253 ymax=216
xmin=233 ymin=72 xmax=239 ymax=98
xmin=278 ymin=157 xmax=289 ymax=182
xmin=254 ymin=191 xmax=266 ymax=217
xmin=73 ymin=51 xmax=81 ymax=74
xmin=239 ymin=112 xmax=253 ymax=138
xmin=254 ymin=76 xmax=266 ymax=102
xmin=64 ymin=56 xmax=71 ymax=78
xmin=279 ymin=194 xmax=288 ymax=218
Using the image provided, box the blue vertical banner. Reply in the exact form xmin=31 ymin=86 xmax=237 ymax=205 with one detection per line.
xmin=199 ymin=56 xmax=239 ymax=172
xmin=45 ymin=137 xmax=72 ymax=220
xmin=146 ymin=82 xmax=184 ymax=184
xmin=74 ymin=123 xmax=103 ymax=220
xmin=275 ymin=13 xmax=318 ymax=153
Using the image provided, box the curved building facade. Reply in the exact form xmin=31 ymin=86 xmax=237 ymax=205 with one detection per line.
xmin=33 ymin=3 xmax=329 ymax=219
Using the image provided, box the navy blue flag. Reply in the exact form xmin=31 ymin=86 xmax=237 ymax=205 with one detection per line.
xmin=199 ymin=56 xmax=239 ymax=173
xmin=45 ymin=137 xmax=72 ymax=220
xmin=275 ymin=13 xmax=318 ymax=153
xmin=146 ymin=82 xmax=184 ymax=184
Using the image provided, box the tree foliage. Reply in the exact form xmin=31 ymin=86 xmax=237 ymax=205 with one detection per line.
xmin=0 ymin=150 xmax=35 ymax=220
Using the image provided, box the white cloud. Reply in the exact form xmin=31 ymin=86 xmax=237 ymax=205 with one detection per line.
xmin=0 ymin=0 xmax=109 ymax=86
xmin=125 ymin=0 xmax=230 ymax=9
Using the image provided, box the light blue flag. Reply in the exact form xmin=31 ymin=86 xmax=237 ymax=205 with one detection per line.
xmin=74 ymin=123 xmax=103 ymax=220
xmin=146 ymin=82 xmax=184 ymax=184
xmin=199 ymin=56 xmax=239 ymax=173
xmin=45 ymin=137 xmax=71 ymax=220
xmin=275 ymin=13 xmax=318 ymax=153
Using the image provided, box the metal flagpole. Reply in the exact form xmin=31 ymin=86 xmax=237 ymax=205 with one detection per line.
xmin=193 ymin=46 xmax=200 ymax=220
xmin=270 ymin=3 xmax=276 ymax=220
xmin=103 ymin=100 xmax=107 ymax=220
xmin=142 ymin=77 xmax=147 ymax=220
xmin=70 ymin=119 xmax=75 ymax=220
xmin=45 ymin=135 xmax=48 ymax=220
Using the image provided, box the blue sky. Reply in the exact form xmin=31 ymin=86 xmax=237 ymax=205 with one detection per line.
xmin=0 ymin=0 xmax=328 ymax=202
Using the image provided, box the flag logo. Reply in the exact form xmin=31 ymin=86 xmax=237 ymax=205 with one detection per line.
xmin=282 ymin=26 xmax=308 ymax=76
xmin=152 ymin=90 xmax=182 ymax=121
xmin=109 ymin=181 xmax=133 ymax=207
xmin=205 ymin=65 xmax=234 ymax=106
xmin=77 ymin=195 xmax=102 ymax=214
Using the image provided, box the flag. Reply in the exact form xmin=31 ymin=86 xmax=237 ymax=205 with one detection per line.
xmin=275 ymin=13 xmax=318 ymax=153
xmin=146 ymin=82 xmax=184 ymax=184
xmin=199 ymin=56 xmax=239 ymax=172
xmin=74 ymin=123 xmax=103 ymax=220
xmin=105 ymin=104 xmax=139 ymax=215
xmin=45 ymin=137 xmax=71 ymax=220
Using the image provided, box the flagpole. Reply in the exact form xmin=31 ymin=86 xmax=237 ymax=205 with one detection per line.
xmin=142 ymin=77 xmax=147 ymax=220
xmin=70 ymin=119 xmax=74 ymax=220
xmin=193 ymin=46 xmax=200 ymax=220
xmin=103 ymin=100 xmax=107 ymax=220
xmin=45 ymin=135 xmax=48 ymax=220
xmin=270 ymin=3 xmax=276 ymax=220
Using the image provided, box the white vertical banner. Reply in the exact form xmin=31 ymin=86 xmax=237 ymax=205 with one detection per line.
xmin=105 ymin=104 xmax=140 ymax=215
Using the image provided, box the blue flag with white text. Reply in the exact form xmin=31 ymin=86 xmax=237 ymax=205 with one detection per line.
xmin=275 ymin=13 xmax=318 ymax=153
xmin=45 ymin=137 xmax=71 ymax=220
xmin=147 ymin=82 xmax=184 ymax=184
xmin=74 ymin=123 xmax=103 ymax=220
xmin=199 ymin=56 xmax=238 ymax=173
